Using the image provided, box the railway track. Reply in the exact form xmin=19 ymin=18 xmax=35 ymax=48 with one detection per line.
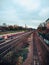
xmin=0 ymin=31 xmax=49 ymax=65
xmin=32 ymin=32 xmax=41 ymax=65
xmin=0 ymin=31 xmax=32 ymax=61
xmin=22 ymin=32 xmax=41 ymax=65
xmin=22 ymin=31 xmax=49 ymax=65
xmin=32 ymin=31 xmax=49 ymax=65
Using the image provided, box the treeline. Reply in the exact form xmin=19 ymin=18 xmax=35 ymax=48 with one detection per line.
xmin=37 ymin=18 xmax=49 ymax=33
xmin=0 ymin=25 xmax=33 ymax=32
xmin=37 ymin=18 xmax=49 ymax=40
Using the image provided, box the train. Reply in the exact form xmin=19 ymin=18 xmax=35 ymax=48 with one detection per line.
xmin=0 ymin=36 xmax=5 ymax=43
xmin=0 ymin=32 xmax=24 ymax=43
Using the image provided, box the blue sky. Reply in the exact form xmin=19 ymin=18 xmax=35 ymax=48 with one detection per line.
xmin=0 ymin=0 xmax=49 ymax=28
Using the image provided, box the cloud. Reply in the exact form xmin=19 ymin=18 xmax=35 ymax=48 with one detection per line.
xmin=16 ymin=19 xmax=42 ymax=28
xmin=0 ymin=8 xmax=18 ymax=21
xmin=31 ymin=20 xmax=42 ymax=28
xmin=39 ymin=7 xmax=49 ymax=18
xmin=1 ymin=0 xmax=49 ymax=28
xmin=12 ymin=0 xmax=41 ymax=11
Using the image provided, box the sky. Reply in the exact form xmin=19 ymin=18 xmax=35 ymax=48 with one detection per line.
xmin=0 ymin=0 xmax=49 ymax=28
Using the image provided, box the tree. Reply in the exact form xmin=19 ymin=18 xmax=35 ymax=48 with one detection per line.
xmin=2 ymin=23 xmax=7 ymax=27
